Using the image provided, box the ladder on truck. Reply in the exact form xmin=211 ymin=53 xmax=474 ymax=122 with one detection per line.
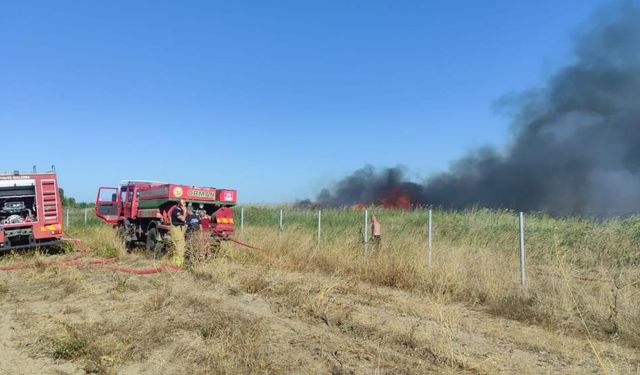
xmin=40 ymin=179 xmax=59 ymax=223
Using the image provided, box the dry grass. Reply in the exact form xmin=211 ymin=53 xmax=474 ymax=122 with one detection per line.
xmin=66 ymin=225 xmax=127 ymax=258
xmin=2 ymin=214 xmax=639 ymax=374
xmin=184 ymin=231 xmax=217 ymax=266
xmin=34 ymin=301 xmax=277 ymax=374
xmin=190 ymin=261 xmax=472 ymax=373
xmin=4 ymin=263 xmax=284 ymax=375
xmin=230 ymin=226 xmax=640 ymax=348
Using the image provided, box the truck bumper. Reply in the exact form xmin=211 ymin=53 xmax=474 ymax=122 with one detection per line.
xmin=0 ymin=236 xmax=62 ymax=252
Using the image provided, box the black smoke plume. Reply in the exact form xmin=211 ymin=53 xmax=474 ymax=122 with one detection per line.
xmin=314 ymin=4 xmax=640 ymax=216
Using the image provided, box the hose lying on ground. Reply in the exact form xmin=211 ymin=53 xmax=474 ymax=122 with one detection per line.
xmin=0 ymin=234 xmax=263 ymax=274
xmin=0 ymin=239 xmax=180 ymax=275
xmin=227 ymin=237 xmax=265 ymax=251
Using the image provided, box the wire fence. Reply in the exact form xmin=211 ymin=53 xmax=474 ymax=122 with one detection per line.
xmin=63 ymin=207 xmax=103 ymax=227
xmin=63 ymin=205 xmax=640 ymax=289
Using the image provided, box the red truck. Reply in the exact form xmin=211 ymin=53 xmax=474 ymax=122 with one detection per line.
xmin=95 ymin=181 xmax=237 ymax=257
xmin=0 ymin=170 xmax=64 ymax=251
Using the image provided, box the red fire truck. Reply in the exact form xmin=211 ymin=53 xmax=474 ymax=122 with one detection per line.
xmin=0 ymin=170 xmax=64 ymax=251
xmin=95 ymin=181 xmax=236 ymax=257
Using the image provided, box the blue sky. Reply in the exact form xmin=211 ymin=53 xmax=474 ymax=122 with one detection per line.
xmin=0 ymin=0 xmax=610 ymax=202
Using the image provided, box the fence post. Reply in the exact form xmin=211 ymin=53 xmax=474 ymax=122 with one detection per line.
xmin=519 ymin=212 xmax=526 ymax=288
xmin=279 ymin=208 xmax=284 ymax=234
xmin=84 ymin=208 xmax=88 ymax=225
xmin=317 ymin=210 xmax=322 ymax=246
xmin=364 ymin=209 xmax=369 ymax=252
xmin=240 ymin=207 xmax=244 ymax=236
xmin=66 ymin=208 xmax=70 ymax=227
xmin=428 ymin=209 xmax=433 ymax=267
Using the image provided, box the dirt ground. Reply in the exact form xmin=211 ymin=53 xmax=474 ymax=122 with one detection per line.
xmin=0 ymin=252 xmax=638 ymax=374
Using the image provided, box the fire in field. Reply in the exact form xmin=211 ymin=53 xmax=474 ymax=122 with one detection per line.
xmin=1 ymin=3 xmax=640 ymax=375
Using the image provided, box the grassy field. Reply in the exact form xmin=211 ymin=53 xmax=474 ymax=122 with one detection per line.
xmin=233 ymin=207 xmax=640 ymax=345
xmin=0 ymin=207 xmax=639 ymax=374
xmin=237 ymin=206 xmax=640 ymax=266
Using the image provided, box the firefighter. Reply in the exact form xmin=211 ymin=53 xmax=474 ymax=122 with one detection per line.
xmin=185 ymin=207 xmax=202 ymax=234
xmin=169 ymin=199 xmax=188 ymax=264
xmin=371 ymin=215 xmax=381 ymax=246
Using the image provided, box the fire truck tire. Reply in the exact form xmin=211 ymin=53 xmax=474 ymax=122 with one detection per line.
xmin=146 ymin=228 xmax=165 ymax=259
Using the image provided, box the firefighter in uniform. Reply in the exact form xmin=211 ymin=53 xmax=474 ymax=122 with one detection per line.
xmin=185 ymin=207 xmax=202 ymax=234
xmin=170 ymin=199 xmax=188 ymax=264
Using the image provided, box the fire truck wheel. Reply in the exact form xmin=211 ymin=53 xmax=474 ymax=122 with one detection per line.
xmin=146 ymin=228 xmax=165 ymax=259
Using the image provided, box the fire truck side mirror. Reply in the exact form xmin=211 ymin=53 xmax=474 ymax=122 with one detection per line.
xmin=112 ymin=193 xmax=117 ymax=202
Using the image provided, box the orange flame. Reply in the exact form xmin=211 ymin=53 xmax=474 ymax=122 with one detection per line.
xmin=378 ymin=187 xmax=412 ymax=209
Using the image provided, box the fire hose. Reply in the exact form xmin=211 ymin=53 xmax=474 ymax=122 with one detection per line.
xmin=62 ymin=234 xmax=182 ymax=274
xmin=1 ymin=234 xmax=181 ymax=274
xmin=0 ymin=234 xmax=263 ymax=274
xmin=227 ymin=237 xmax=265 ymax=251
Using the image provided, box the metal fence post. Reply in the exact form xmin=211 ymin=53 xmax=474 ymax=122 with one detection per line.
xmin=519 ymin=212 xmax=526 ymax=288
xmin=428 ymin=209 xmax=433 ymax=267
xmin=279 ymin=208 xmax=284 ymax=234
xmin=364 ymin=209 xmax=369 ymax=252
xmin=240 ymin=207 xmax=244 ymax=236
xmin=84 ymin=208 xmax=88 ymax=225
xmin=317 ymin=210 xmax=322 ymax=246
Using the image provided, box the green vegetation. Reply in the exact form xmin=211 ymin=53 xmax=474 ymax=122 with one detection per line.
xmin=58 ymin=188 xmax=93 ymax=208
xmin=64 ymin=204 xmax=640 ymax=269
xmin=234 ymin=206 xmax=640 ymax=268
